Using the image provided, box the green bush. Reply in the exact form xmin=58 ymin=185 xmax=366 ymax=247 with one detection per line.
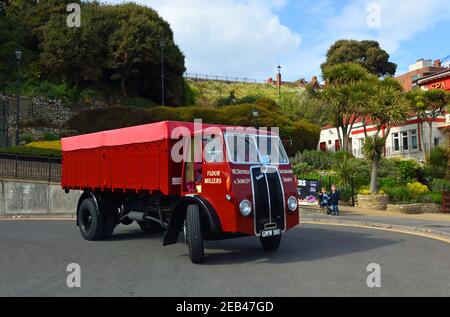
xmin=43 ymin=132 xmax=60 ymax=141
xmin=378 ymin=176 xmax=404 ymax=188
xmin=0 ymin=145 xmax=61 ymax=157
xmin=395 ymin=159 xmax=421 ymax=181
xmin=121 ymin=98 xmax=155 ymax=109
xmin=296 ymin=150 xmax=333 ymax=170
xmin=424 ymin=146 xmax=449 ymax=179
xmin=378 ymin=158 xmax=402 ymax=179
xmin=423 ymin=192 xmax=443 ymax=205
xmin=293 ymin=162 xmax=314 ymax=175
xmin=382 ymin=186 xmax=412 ymax=203
xmin=430 ymin=179 xmax=450 ymax=192
xmin=20 ymin=133 xmax=34 ymax=144
xmin=67 ymin=104 xmax=321 ymax=155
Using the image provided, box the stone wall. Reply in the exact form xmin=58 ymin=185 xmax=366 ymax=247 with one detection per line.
xmin=0 ymin=179 xmax=81 ymax=216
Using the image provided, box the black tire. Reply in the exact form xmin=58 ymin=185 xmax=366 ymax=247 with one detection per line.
xmin=78 ymin=198 xmax=104 ymax=241
xmin=186 ymin=205 xmax=204 ymax=264
xmin=259 ymin=234 xmax=282 ymax=252
xmin=138 ymin=221 xmax=165 ymax=234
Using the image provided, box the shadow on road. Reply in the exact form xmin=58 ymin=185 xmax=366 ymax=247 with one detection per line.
xmin=202 ymin=227 xmax=402 ymax=265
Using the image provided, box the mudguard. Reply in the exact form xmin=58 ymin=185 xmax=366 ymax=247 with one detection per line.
xmin=163 ymin=196 xmax=222 ymax=246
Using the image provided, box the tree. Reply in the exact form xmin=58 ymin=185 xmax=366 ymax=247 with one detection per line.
xmin=320 ymin=63 xmax=375 ymax=152
xmin=362 ymin=82 xmax=409 ymax=193
xmin=321 ymin=40 xmax=397 ymax=77
xmin=1 ymin=1 xmax=187 ymax=105
xmin=421 ymin=90 xmax=448 ymax=152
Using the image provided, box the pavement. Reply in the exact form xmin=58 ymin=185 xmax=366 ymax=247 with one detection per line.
xmin=300 ymin=205 xmax=450 ymax=241
xmin=0 ymin=220 xmax=449 ymax=297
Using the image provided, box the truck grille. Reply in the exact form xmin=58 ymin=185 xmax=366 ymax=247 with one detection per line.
xmin=250 ymin=166 xmax=285 ymax=235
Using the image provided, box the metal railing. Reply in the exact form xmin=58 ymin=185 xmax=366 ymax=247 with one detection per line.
xmin=0 ymin=153 xmax=61 ymax=182
xmin=184 ymin=73 xmax=267 ymax=84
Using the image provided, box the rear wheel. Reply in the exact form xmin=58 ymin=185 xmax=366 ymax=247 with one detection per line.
xmin=78 ymin=198 xmax=104 ymax=241
xmin=186 ymin=205 xmax=204 ymax=264
xmin=259 ymin=234 xmax=282 ymax=252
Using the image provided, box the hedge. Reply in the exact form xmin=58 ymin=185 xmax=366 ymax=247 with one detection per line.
xmin=67 ymin=103 xmax=320 ymax=155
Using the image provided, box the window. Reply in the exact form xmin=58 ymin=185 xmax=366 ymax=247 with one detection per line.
xmin=402 ymin=132 xmax=409 ymax=151
xmin=410 ymin=130 xmax=418 ymax=150
xmin=393 ymin=133 xmax=400 ymax=152
xmin=224 ymin=134 xmax=289 ymax=165
xmin=203 ymin=136 xmax=224 ymax=163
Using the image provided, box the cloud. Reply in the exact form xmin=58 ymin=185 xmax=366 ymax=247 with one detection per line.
xmin=105 ymin=0 xmax=301 ymax=80
xmin=103 ymin=0 xmax=450 ymax=80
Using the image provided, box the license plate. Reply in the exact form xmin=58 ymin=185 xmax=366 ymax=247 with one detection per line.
xmin=261 ymin=229 xmax=281 ymax=238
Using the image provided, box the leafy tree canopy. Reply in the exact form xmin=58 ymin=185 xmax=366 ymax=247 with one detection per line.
xmin=0 ymin=0 xmax=186 ymax=105
xmin=321 ymin=40 xmax=397 ymax=77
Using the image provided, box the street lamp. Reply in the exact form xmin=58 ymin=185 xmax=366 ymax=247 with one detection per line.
xmin=277 ymin=65 xmax=282 ymax=100
xmin=252 ymin=109 xmax=259 ymax=130
xmin=15 ymin=49 xmax=22 ymax=146
xmin=160 ymin=40 xmax=166 ymax=106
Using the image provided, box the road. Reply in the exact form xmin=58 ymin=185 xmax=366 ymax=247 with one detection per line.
xmin=0 ymin=220 xmax=449 ymax=297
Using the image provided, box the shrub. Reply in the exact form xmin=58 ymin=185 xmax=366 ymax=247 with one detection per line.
xmin=121 ymin=98 xmax=155 ymax=109
xmin=67 ymin=105 xmax=321 ymax=155
xmin=406 ymin=182 xmax=430 ymax=199
xmin=383 ymin=186 xmax=412 ymax=203
xmin=43 ymin=132 xmax=60 ymax=141
xmin=26 ymin=141 xmax=61 ymax=151
xmin=379 ymin=176 xmax=404 ymax=188
xmin=20 ymin=133 xmax=34 ymax=144
xmin=423 ymin=192 xmax=443 ymax=205
xmin=358 ymin=187 xmax=371 ymax=196
xmin=297 ymin=150 xmax=333 ymax=170
xmin=430 ymin=179 xmax=450 ymax=192
xmin=424 ymin=146 xmax=449 ymax=179
xmin=395 ymin=159 xmax=421 ymax=181
xmin=293 ymin=162 xmax=314 ymax=175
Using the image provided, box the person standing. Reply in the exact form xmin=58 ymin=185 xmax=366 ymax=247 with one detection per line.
xmin=329 ymin=184 xmax=340 ymax=216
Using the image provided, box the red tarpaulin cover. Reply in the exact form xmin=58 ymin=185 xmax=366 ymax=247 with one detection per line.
xmin=62 ymin=121 xmax=270 ymax=152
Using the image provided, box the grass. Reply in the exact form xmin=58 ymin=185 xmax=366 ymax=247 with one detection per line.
xmin=187 ymin=80 xmax=304 ymax=107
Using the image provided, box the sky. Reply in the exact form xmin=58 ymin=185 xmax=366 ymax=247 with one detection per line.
xmin=103 ymin=0 xmax=450 ymax=81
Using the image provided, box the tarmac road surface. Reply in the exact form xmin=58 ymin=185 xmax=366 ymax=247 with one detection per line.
xmin=0 ymin=220 xmax=449 ymax=297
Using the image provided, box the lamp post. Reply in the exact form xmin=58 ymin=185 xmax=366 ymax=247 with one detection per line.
xmin=15 ymin=49 xmax=22 ymax=146
xmin=252 ymin=109 xmax=259 ymax=130
xmin=277 ymin=65 xmax=282 ymax=101
xmin=160 ymin=40 xmax=166 ymax=106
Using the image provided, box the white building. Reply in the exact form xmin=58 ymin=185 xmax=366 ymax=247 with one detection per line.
xmin=318 ymin=114 xmax=449 ymax=162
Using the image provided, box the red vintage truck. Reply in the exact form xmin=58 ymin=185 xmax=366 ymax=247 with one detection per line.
xmin=62 ymin=121 xmax=299 ymax=263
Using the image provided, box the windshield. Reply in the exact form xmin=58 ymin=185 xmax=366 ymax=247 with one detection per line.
xmin=225 ymin=134 xmax=289 ymax=165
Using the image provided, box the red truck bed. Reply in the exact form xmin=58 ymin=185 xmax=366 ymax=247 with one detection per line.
xmin=61 ymin=121 xmax=224 ymax=196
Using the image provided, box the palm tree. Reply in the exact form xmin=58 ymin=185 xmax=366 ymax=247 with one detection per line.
xmin=362 ymin=82 xmax=409 ymax=193
xmin=321 ymin=63 xmax=375 ymax=153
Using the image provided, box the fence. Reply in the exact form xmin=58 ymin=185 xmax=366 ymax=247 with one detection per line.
xmin=296 ymin=172 xmax=355 ymax=206
xmin=0 ymin=153 xmax=61 ymax=182
xmin=184 ymin=73 xmax=267 ymax=84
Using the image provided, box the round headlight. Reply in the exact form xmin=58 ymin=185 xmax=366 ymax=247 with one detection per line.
xmin=239 ymin=200 xmax=252 ymax=217
xmin=288 ymin=196 xmax=298 ymax=212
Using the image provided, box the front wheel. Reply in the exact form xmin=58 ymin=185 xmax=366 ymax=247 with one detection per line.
xmin=186 ymin=205 xmax=204 ymax=264
xmin=259 ymin=234 xmax=282 ymax=252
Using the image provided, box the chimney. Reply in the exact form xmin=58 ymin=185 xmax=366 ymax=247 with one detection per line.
xmin=434 ymin=59 xmax=442 ymax=68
